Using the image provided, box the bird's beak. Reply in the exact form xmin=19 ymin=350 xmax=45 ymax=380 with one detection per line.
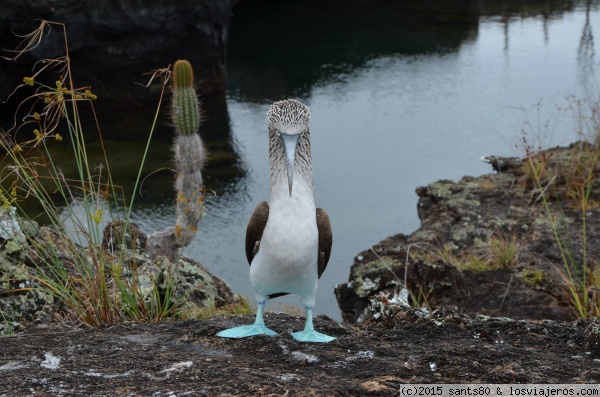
xmin=279 ymin=133 xmax=301 ymax=196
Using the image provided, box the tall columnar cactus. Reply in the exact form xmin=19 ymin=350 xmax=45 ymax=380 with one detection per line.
xmin=171 ymin=59 xmax=207 ymax=247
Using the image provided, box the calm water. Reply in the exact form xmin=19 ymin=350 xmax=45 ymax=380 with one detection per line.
xmin=9 ymin=1 xmax=600 ymax=320
xmin=179 ymin=1 xmax=600 ymax=320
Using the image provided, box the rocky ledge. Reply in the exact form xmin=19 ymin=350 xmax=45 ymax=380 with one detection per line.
xmin=1 ymin=309 xmax=599 ymax=395
xmin=336 ymin=141 xmax=600 ymax=324
xmin=0 ymin=218 xmax=239 ymax=334
xmin=2 ymin=142 xmax=600 ymax=394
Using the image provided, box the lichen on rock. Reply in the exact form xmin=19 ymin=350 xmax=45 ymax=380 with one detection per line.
xmin=0 ymin=217 xmax=239 ymax=333
xmin=337 ymin=143 xmax=600 ymax=324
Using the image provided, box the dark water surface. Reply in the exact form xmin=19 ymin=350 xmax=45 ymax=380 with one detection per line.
xmin=198 ymin=0 xmax=599 ymax=320
xmin=6 ymin=1 xmax=600 ymax=320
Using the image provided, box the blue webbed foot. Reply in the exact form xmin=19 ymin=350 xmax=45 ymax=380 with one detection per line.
xmin=292 ymin=306 xmax=335 ymax=343
xmin=217 ymin=324 xmax=277 ymax=339
xmin=217 ymin=301 xmax=276 ymax=339
xmin=292 ymin=329 xmax=335 ymax=343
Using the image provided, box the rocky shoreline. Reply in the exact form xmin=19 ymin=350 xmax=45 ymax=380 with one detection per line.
xmin=2 ymin=142 xmax=600 ymax=393
xmin=0 ymin=218 xmax=240 ymax=335
xmin=336 ymin=142 xmax=600 ymax=325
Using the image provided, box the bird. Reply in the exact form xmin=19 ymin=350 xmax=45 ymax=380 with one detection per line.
xmin=216 ymin=99 xmax=335 ymax=343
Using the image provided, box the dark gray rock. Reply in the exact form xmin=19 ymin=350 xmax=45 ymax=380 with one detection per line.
xmin=0 ymin=0 xmax=240 ymax=112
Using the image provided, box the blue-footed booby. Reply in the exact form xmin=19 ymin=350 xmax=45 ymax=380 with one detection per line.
xmin=217 ymin=99 xmax=335 ymax=343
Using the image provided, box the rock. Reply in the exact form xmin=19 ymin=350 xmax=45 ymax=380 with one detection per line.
xmin=0 ymin=0 xmax=240 ymax=117
xmin=100 ymin=221 xmax=238 ymax=308
xmin=100 ymin=220 xmax=239 ymax=310
xmin=102 ymin=220 xmax=148 ymax=254
xmin=0 ymin=207 xmax=23 ymax=241
xmin=147 ymin=228 xmax=179 ymax=262
xmin=584 ymin=320 xmax=600 ymax=358
xmin=0 ymin=216 xmax=238 ymax=334
xmin=1 ymin=312 xmax=599 ymax=394
xmin=481 ymin=155 xmax=524 ymax=173
xmin=0 ymin=217 xmax=55 ymax=333
xmin=337 ymin=142 xmax=600 ymax=323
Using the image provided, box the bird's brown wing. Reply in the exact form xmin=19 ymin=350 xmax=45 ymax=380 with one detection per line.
xmin=316 ymin=208 xmax=333 ymax=278
xmin=245 ymin=201 xmax=269 ymax=265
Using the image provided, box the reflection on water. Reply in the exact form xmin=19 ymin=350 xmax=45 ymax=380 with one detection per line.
xmin=209 ymin=0 xmax=599 ymax=320
xmin=579 ymin=1 xmax=597 ymax=92
xmin=4 ymin=1 xmax=599 ymax=321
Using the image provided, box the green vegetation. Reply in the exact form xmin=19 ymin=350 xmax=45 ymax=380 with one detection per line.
xmin=180 ymin=297 xmax=252 ymax=320
xmin=486 ymin=236 xmax=521 ymax=270
xmin=430 ymin=236 xmax=520 ymax=273
xmin=520 ymin=269 xmax=544 ymax=285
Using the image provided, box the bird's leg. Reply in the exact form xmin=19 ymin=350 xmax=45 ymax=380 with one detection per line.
xmin=216 ymin=301 xmax=277 ymax=339
xmin=251 ymin=300 xmax=274 ymax=330
xmin=292 ymin=307 xmax=336 ymax=343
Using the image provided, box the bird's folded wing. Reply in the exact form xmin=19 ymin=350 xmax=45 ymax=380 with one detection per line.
xmin=316 ymin=208 xmax=332 ymax=278
xmin=245 ymin=201 xmax=269 ymax=264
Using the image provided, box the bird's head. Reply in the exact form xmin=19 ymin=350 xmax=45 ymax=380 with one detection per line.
xmin=267 ymin=99 xmax=311 ymax=196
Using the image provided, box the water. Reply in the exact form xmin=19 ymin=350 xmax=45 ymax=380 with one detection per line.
xmin=7 ymin=1 xmax=600 ymax=321
xmin=185 ymin=1 xmax=599 ymax=320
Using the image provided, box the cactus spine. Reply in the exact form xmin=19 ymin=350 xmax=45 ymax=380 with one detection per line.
xmin=171 ymin=59 xmax=207 ymax=247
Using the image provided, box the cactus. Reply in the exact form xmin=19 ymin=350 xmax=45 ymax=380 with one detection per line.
xmin=172 ymin=60 xmax=200 ymax=135
xmin=171 ymin=59 xmax=207 ymax=247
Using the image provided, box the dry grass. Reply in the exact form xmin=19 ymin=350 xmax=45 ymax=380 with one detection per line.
xmin=0 ymin=20 xmax=182 ymax=328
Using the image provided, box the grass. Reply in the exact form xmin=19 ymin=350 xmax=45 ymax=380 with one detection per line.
xmin=178 ymin=297 xmax=252 ymax=320
xmin=428 ymin=235 xmax=521 ymax=274
xmin=519 ymin=92 xmax=600 ymax=319
xmin=0 ymin=20 xmax=184 ymax=329
xmin=486 ymin=236 xmax=521 ymax=270
xmin=524 ymin=152 xmax=598 ymax=318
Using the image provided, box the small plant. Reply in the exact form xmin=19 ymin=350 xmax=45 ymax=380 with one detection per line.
xmin=429 ymin=244 xmax=489 ymax=273
xmin=520 ymin=268 xmax=544 ymax=285
xmin=486 ymin=236 xmax=521 ymax=269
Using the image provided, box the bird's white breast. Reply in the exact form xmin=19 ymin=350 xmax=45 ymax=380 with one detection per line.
xmin=250 ymin=180 xmax=319 ymax=302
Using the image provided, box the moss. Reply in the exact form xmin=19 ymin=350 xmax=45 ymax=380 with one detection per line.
xmin=451 ymin=227 xmax=469 ymax=242
xmin=453 ymin=256 xmax=489 ymax=272
xmin=491 ymin=217 xmax=518 ymax=229
xmin=447 ymin=198 xmax=481 ymax=210
xmin=520 ymin=269 xmax=544 ymax=285
xmin=178 ymin=297 xmax=252 ymax=320
xmin=0 ymin=258 xmax=33 ymax=290
xmin=412 ymin=229 xmax=437 ymax=242
xmin=480 ymin=180 xmax=496 ymax=190
xmin=5 ymin=240 xmax=23 ymax=256
xmin=428 ymin=182 xmax=454 ymax=199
